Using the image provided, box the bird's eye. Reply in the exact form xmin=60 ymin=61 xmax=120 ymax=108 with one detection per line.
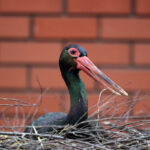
xmin=68 ymin=48 xmax=80 ymax=57
xmin=71 ymin=50 xmax=76 ymax=55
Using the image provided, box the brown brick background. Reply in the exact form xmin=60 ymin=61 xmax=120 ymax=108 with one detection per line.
xmin=0 ymin=0 xmax=150 ymax=128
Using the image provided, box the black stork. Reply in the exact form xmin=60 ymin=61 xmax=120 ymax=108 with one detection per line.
xmin=25 ymin=44 xmax=128 ymax=133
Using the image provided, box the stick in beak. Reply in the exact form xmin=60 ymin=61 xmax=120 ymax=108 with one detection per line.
xmin=75 ymin=56 xmax=128 ymax=96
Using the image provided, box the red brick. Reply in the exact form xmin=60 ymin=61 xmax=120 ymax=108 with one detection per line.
xmin=35 ymin=93 xmax=63 ymax=113
xmin=31 ymin=68 xmax=66 ymax=89
xmin=0 ymin=17 xmax=29 ymax=38
xmin=88 ymin=93 xmax=99 ymax=115
xmin=0 ymin=0 xmax=62 ymax=14
xmin=0 ymin=93 xmax=36 ymax=115
xmin=100 ymin=69 xmax=150 ymax=91
xmin=134 ymin=44 xmax=150 ymax=65
xmin=60 ymin=94 xmax=70 ymax=113
xmin=0 ymin=42 xmax=61 ymax=64
xmin=131 ymin=94 xmax=150 ymax=116
xmin=101 ymin=18 xmax=150 ymax=40
xmin=88 ymin=93 xmax=129 ymax=117
xmin=78 ymin=43 xmax=130 ymax=65
xmin=34 ymin=17 xmax=97 ymax=39
xmin=0 ymin=68 xmax=26 ymax=88
xmin=80 ymin=71 xmax=95 ymax=90
xmin=0 ymin=92 xmax=63 ymax=114
xmin=136 ymin=0 xmax=150 ymax=15
xmin=68 ymin=0 xmax=130 ymax=15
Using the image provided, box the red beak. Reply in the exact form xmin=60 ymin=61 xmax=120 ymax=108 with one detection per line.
xmin=75 ymin=56 xmax=128 ymax=96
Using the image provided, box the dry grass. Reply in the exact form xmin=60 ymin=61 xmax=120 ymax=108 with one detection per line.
xmin=0 ymin=89 xmax=150 ymax=149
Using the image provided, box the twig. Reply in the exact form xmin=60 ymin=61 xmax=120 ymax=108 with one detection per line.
xmin=32 ymin=125 xmax=44 ymax=149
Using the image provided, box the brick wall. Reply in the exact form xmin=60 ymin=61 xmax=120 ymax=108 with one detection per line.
xmin=0 ymin=0 xmax=150 ymax=128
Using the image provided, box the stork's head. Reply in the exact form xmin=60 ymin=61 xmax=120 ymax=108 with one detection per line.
xmin=59 ymin=44 xmax=128 ymax=96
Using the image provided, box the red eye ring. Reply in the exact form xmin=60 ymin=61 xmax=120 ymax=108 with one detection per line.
xmin=68 ymin=48 xmax=80 ymax=57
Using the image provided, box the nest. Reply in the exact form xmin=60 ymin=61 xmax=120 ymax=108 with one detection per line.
xmin=0 ymin=90 xmax=150 ymax=150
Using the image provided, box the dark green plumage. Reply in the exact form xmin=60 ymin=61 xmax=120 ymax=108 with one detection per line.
xmin=25 ymin=44 xmax=88 ymax=133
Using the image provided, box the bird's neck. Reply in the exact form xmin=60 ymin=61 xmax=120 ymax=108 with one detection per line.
xmin=61 ymin=70 xmax=88 ymax=124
